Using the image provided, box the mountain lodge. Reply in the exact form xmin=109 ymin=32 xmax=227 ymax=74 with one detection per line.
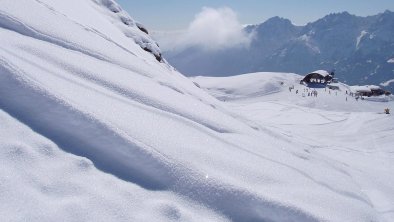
xmin=300 ymin=70 xmax=334 ymax=86
xmin=350 ymin=85 xmax=391 ymax=97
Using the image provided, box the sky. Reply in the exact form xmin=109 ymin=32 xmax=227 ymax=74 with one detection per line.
xmin=116 ymin=0 xmax=393 ymax=30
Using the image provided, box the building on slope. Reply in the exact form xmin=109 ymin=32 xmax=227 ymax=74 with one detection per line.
xmin=327 ymin=83 xmax=340 ymax=90
xmin=350 ymin=85 xmax=391 ymax=97
xmin=300 ymin=70 xmax=335 ymax=87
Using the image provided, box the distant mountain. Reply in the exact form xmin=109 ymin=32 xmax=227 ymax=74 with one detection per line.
xmin=164 ymin=11 xmax=394 ymax=91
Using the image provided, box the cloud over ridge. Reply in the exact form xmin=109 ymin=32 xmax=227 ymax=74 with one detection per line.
xmin=155 ymin=7 xmax=253 ymax=51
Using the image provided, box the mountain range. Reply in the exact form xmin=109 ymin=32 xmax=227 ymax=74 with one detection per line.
xmin=164 ymin=11 xmax=394 ymax=91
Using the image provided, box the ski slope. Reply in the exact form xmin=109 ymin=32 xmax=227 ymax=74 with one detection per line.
xmin=1 ymin=1 xmax=394 ymax=222
xmin=192 ymin=73 xmax=394 ymax=222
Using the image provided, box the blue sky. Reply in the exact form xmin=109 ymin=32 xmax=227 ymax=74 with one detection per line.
xmin=116 ymin=0 xmax=394 ymax=30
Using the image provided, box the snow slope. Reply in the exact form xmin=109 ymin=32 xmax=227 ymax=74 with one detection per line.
xmin=193 ymin=72 xmax=394 ymax=221
xmin=192 ymin=72 xmax=394 ymax=111
xmin=1 ymin=1 xmax=394 ymax=222
xmin=0 ymin=109 xmax=225 ymax=222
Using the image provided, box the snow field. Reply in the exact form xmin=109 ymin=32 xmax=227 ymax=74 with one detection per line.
xmin=0 ymin=109 xmax=228 ymax=222
xmin=193 ymin=72 xmax=394 ymax=221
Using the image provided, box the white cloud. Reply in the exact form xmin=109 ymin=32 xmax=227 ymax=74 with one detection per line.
xmin=154 ymin=7 xmax=253 ymax=51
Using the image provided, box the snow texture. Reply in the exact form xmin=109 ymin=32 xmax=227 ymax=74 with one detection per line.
xmin=1 ymin=1 xmax=394 ymax=222
xmin=356 ymin=30 xmax=368 ymax=49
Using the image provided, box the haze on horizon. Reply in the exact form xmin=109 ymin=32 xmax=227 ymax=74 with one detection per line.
xmin=117 ymin=0 xmax=393 ymax=30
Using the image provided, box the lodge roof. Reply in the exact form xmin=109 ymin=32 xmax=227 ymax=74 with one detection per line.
xmin=350 ymin=85 xmax=381 ymax=93
xmin=308 ymin=70 xmax=330 ymax=77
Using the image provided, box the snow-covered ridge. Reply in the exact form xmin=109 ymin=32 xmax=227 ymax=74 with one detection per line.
xmin=93 ymin=0 xmax=163 ymax=61
xmin=191 ymin=72 xmax=301 ymax=100
xmin=0 ymin=0 xmax=162 ymax=62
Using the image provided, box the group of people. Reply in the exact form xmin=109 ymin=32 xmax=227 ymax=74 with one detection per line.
xmin=286 ymin=84 xmax=391 ymax=114
xmin=304 ymin=88 xmax=318 ymax=97
xmin=292 ymin=87 xmax=319 ymax=97
xmin=289 ymin=86 xmax=319 ymax=97
xmin=288 ymin=85 xmax=354 ymax=101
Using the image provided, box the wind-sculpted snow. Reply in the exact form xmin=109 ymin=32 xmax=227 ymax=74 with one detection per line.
xmin=0 ymin=109 xmax=227 ymax=222
xmin=1 ymin=1 xmax=394 ymax=222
